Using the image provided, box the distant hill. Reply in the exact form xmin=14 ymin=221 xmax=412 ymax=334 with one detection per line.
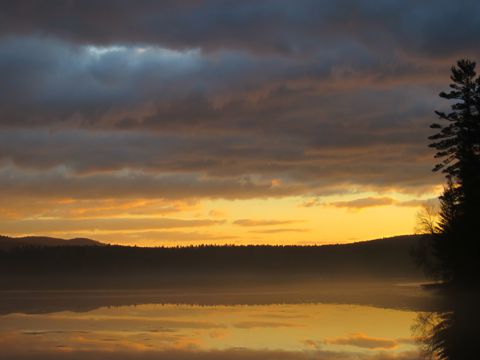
xmin=0 ymin=234 xmax=431 ymax=289
xmin=0 ymin=235 xmax=104 ymax=250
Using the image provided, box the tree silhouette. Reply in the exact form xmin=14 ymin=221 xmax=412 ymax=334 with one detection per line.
xmin=414 ymin=59 xmax=480 ymax=360
xmin=428 ymin=59 xmax=480 ymax=285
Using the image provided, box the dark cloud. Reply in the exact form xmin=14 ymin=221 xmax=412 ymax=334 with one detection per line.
xmin=0 ymin=35 xmax=443 ymax=132
xmin=0 ymin=125 xmax=441 ymax=199
xmin=0 ymin=164 xmax=304 ymax=201
xmin=0 ymin=1 xmax=464 ymax=204
xmin=1 ymin=1 xmax=479 ymax=58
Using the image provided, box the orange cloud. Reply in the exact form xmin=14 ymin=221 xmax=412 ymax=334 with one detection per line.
xmin=324 ymin=332 xmax=398 ymax=349
xmin=328 ymin=197 xmax=396 ymax=209
xmin=248 ymin=228 xmax=310 ymax=234
xmin=233 ymin=321 xmax=299 ymax=329
xmin=233 ymin=219 xmax=301 ymax=227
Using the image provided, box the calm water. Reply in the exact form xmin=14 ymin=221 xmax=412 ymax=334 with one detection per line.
xmin=0 ymin=282 xmax=436 ymax=360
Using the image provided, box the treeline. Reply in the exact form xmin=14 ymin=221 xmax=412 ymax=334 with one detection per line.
xmin=0 ymin=235 xmax=429 ymax=289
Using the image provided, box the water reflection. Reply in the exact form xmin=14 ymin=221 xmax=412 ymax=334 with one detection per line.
xmin=414 ymin=288 xmax=479 ymax=359
xmin=0 ymin=283 xmax=435 ymax=360
xmin=0 ymin=303 xmax=419 ymax=359
xmin=0 ymin=281 xmax=438 ymax=315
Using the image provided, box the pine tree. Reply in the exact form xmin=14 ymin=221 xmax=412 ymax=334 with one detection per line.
xmin=429 ymin=59 xmax=480 ymax=285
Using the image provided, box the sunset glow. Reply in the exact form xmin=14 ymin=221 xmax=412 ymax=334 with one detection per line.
xmin=1 ymin=192 xmax=440 ymax=246
xmin=0 ymin=2 xmax=472 ymax=246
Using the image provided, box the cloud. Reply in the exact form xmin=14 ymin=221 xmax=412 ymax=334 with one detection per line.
xmin=0 ymin=164 xmax=304 ymax=201
xmin=233 ymin=219 xmax=301 ymax=227
xmin=1 ymin=1 xmax=480 ymax=59
xmin=233 ymin=321 xmax=299 ymax=329
xmin=324 ymin=333 xmax=398 ymax=349
xmin=396 ymin=198 xmax=439 ymax=208
xmin=307 ymin=196 xmax=440 ymax=210
xmin=0 ymin=128 xmax=441 ymax=203
xmin=300 ymin=198 xmax=323 ymax=208
xmin=0 ymin=1 xmax=461 ymax=240
xmin=0 ymin=35 xmax=446 ymax=133
xmin=0 ymin=218 xmax=224 ymax=234
xmin=0 ymin=197 xmax=199 ymax=222
xmin=328 ymin=197 xmax=396 ymax=209
xmin=0 ymin=28 xmax=446 ymax=203
xmin=248 ymin=228 xmax=310 ymax=234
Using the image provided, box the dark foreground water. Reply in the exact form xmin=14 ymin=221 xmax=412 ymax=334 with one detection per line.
xmin=0 ymin=281 xmax=438 ymax=360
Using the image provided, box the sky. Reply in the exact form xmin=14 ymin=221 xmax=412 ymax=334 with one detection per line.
xmin=0 ymin=0 xmax=478 ymax=246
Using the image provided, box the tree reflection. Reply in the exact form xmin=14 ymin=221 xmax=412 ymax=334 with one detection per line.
xmin=414 ymin=289 xmax=479 ymax=359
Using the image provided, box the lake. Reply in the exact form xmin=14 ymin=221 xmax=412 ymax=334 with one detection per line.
xmin=0 ymin=282 xmax=437 ymax=360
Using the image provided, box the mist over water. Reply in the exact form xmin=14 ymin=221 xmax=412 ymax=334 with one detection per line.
xmin=0 ymin=281 xmax=436 ymax=360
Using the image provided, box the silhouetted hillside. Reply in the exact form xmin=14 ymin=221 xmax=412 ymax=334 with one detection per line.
xmin=0 ymin=234 xmax=430 ymax=289
xmin=0 ymin=235 xmax=103 ymax=250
